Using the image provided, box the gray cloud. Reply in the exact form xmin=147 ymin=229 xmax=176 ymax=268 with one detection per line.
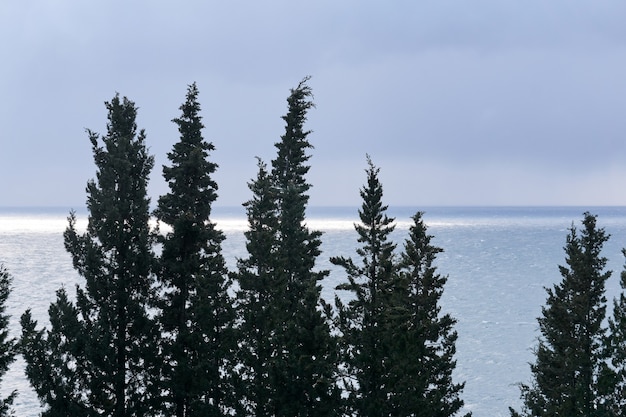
xmin=2 ymin=1 xmax=626 ymax=207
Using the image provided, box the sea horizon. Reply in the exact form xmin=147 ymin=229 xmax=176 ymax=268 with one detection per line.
xmin=3 ymin=204 xmax=626 ymax=215
xmin=3 ymin=205 xmax=626 ymax=233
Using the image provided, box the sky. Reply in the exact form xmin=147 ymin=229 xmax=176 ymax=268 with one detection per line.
xmin=2 ymin=1 xmax=626 ymax=208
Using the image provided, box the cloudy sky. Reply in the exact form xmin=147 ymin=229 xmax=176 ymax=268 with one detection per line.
xmin=2 ymin=1 xmax=626 ymax=208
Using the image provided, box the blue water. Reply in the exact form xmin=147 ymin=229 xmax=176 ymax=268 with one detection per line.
xmin=2 ymin=206 xmax=626 ymax=416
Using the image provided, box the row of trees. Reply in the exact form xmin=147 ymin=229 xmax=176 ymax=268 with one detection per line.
xmin=0 ymin=79 xmax=470 ymax=416
xmin=1 ymin=78 xmax=626 ymax=416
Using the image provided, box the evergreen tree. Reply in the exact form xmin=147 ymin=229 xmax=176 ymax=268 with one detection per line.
xmin=155 ymin=83 xmax=235 ymax=416
xmin=511 ymin=212 xmax=611 ymax=417
xmin=600 ymin=249 xmax=626 ymax=416
xmin=234 ymin=158 xmax=280 ymax=416
xmin=235 ymin=77 xmax=340 ymax=416
xmin=269 ymin=77 xmax=339 ymax=416
xmin=21 ymin=290 xmax=88 ymax=416
xmin=331 ymin=157 xmax=397 ymax=416
xmin=0 ymin=265 xmax=16 ymax=416
xmin=387 ymin=212 xmax=470 ymax=417
xmin=21 ymin=94 xmax=158 ymax=417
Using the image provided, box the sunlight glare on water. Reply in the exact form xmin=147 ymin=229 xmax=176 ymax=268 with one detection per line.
xmin=0 ymin=215 xmax=85 ymax=235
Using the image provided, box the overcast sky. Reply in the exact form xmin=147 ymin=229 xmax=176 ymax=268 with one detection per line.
xmin=2 ymin=1 xmax=626 ymax=208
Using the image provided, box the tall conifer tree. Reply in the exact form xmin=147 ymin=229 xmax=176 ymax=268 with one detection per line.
xmin=331 ymin=157 xmax=397 ymax=417
xmin=235 ymin=77 xmax=339 ymax=416
xmin=0 ymin=265 xmax=16 ymax=416
xmin=234 ymin=159 xmax=280 ymax=416
xmin=269 ymin=77 xmax=339 ymax=416
xmin=600 ymin=250 xmax=626 ymax=416
xmin=155 ymin=83 xmax=235 ymax=416
xmin=21 ymin=94 xmax=158 ymax=417
xmin=511 ymin=212 xmax=611 ymax=417
xmin=387 ymin=212 xmax=470 ymax=416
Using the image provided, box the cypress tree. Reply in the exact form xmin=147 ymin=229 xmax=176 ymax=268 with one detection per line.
xmin=0 ymin=265 xmax=16 ymax=416
xmin=235 ymin=77 xmax=340 ymax=416
xmin=269 ymin=77 xmax=339 ymax=416
xmin=21 ymin=94 xmax=158 ymax=417
xmin=600 ymin=250 xmax=626 ymax=416
xmin=331 ymin=157 xmax=397 ymax=417
xmin=387 ymin=212 xmax=470 ymax=417
xmin=21 ymin=290 xmax=87 ymax=416
xmin=234 ymin=158 xmax=280 ymax=416
xmin=155 ymin=83 xmax=235 ymax=416
xmin=511 ymin=212 xmax=611 ymax=417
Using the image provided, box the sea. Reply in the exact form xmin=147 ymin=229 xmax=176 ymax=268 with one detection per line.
xmin=2 ymin=205 xmax=626 ymax=417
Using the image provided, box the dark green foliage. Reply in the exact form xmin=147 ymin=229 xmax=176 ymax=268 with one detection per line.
xmin=155 ymin=83 xmax=235 ymax=416
xmin=21 ymin=94 xmax=158 ymax=417
xmin=388 ymin=212 xmax=469 ymax=417
xmin=21 ymin=290 xmax=90 ymax=416
xmin=271 ymin=77 xmax=315 ymax=212
xmin=234 ymin=158 xmax=280 ymax=416
xmin=0 ymin=265 xmax=16 ymax=416
xmin=331 ymin=157 xmax=397 ymax=416
xmin=512 ymin=212 xmax=611 ymax=417
xmin=234 ymin=77 xmax=340 ymax=416
xmin=269 ymin=77 xmax=339 ymax=417
xmin=600 ymin=250 xmax=626 ymax=416
xmin=333 ymin=160 xmax=469 ymax=417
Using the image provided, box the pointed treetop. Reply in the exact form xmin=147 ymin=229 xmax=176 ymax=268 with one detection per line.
xmin=272 ymin=76 xmax=317 ymax=208
xmin=358 ymin=154 xmax=394 ymax=231
xmin=104 ymin=93 xmax=139 ymax=142
xmin=171 ymin=82 xmax=205 ymax=146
